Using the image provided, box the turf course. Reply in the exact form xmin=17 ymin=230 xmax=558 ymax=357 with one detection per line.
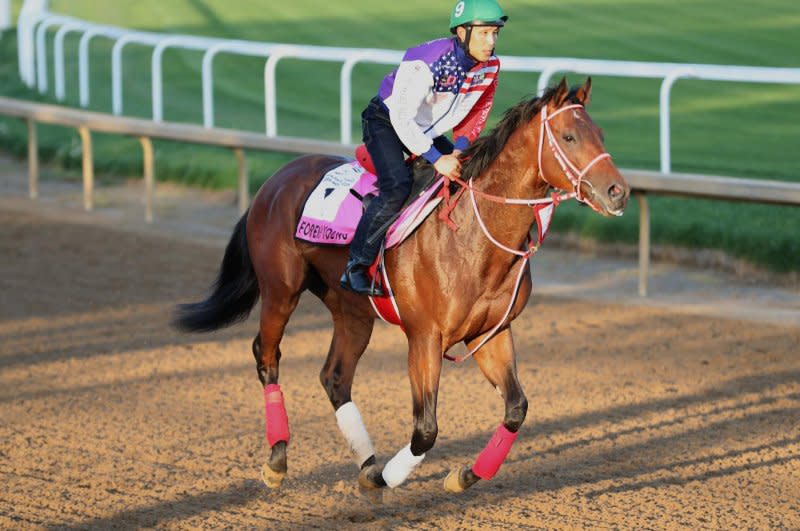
xmin=1 ymin=0 xmax=799 ymax=271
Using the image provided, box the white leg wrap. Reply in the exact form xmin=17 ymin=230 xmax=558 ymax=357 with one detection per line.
xmin=335 ymin=402 xmax=375 ymax=467
xmin=381 ymin=444 xmax=425 ymax=488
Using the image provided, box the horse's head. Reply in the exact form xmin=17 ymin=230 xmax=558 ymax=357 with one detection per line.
xmin=537 ymin=78 xmax=629 ymax=216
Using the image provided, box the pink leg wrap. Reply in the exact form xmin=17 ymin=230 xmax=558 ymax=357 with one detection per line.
xmin=472 ymin=424 xmax=518 ymax=480
xmin=264 ymin=384 xmax=290 ymax=447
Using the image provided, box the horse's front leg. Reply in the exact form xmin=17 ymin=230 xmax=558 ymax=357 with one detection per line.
xmin=444 ymin=326 xmax=527 ymax=493
xmin=360 ymin=332 xmax=443 ymax=490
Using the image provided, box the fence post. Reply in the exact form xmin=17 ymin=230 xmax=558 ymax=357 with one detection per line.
xmin=537 ymin=67 xmax=559 ymax=95
xmin=140 ymin=136 xmax=154 ymax=223
xmin=264 ymin=47 xmax=292 ymax=137
xmin=0 ymin=0 xmax=10 ymax=33
xmin=36 ymin=15 xmax=70 ymax=94
xmin=636 ymin=193 xmax=650 ymax=297
xmin=340 ymin=55 xmax=363 ymax=145
xmin=27 ymin=118 xmax=39 ymax=199
xmin=233 ymin=147 xmax=248 ymax=214
xmin=78 ymin=126 xmax=93 ymax=211
xmin=18 ymin=0 xmax=49 ymax=85
xmin=659 ymin=69 xmax=691 ymax=174
xmin=55 ymin=22 xmax=90 ymax=102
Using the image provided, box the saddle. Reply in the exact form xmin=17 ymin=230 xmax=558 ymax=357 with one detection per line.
xmin=354 ymin=144 xmax=439 ymax=213
xmin=295 ymin=146 xmax=443 ymax=248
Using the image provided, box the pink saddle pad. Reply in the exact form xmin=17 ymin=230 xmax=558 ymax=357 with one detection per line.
xmin=295 ymin=161 xmax=443 ymax=249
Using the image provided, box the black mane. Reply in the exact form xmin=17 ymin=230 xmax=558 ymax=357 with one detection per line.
xmin=460 ymin=85 xmax=583 ymax=181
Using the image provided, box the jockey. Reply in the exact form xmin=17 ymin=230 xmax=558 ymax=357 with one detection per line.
xmin=340 ymin=0 xmax=507 ymax=296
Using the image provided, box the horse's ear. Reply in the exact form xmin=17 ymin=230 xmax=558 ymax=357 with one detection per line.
xmin=576 ymin=77 xmax=592 ymax=106
xmin=554 ymin=77 xmax=569 ymax=105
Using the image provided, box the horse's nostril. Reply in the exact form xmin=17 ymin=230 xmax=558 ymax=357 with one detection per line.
xmin=608 ymin=184 xmax=623 ymax=200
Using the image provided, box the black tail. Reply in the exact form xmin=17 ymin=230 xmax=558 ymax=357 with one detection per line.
xmin=173 ymin=211 xmax=260 ymax=332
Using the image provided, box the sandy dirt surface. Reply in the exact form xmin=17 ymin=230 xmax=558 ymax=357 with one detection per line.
xmin=1 ymin=163 xmax=799 ymax=529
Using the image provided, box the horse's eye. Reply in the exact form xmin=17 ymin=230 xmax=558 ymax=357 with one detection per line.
xmin=563 ymin=134 xmax=575 ymax=143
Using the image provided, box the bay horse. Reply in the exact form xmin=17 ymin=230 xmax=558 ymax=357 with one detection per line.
xmin=174 ymin=77 xmax=629 ymax=494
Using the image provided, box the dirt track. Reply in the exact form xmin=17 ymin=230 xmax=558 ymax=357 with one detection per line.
xmin=1 ymin=202 xmax=799 ymax=530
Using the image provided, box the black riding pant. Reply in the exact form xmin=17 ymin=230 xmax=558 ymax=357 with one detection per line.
xmin=348 ymin=96 xmax=452 ymax=265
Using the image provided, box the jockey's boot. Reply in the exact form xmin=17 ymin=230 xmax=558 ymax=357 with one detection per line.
xmin=340 ymin=259 xmax=384 ymax=297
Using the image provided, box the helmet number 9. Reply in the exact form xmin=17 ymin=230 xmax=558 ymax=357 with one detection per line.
xmin=454 ymin=1 xmax=465 ymax=17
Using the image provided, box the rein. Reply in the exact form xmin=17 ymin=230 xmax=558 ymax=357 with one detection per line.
xmin=444 ymin=103 xmax=611 ymax=362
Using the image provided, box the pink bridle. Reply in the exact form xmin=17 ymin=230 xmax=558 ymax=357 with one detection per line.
xmin=446 ymin=102 xmax=612 ymax=362
xmin=538 ymin=103 xmax=612 ymax=212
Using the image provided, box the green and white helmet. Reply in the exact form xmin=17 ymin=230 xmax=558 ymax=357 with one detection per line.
xmin=449 ymin=0 xmax=508 ymax=33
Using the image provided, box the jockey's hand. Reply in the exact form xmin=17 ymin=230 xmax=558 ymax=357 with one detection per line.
xmin=434 ymin=154 xmax=462 ymax=180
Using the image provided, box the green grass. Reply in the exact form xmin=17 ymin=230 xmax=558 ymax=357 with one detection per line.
xmin=1 ymin=0 xmax=799 ymax=271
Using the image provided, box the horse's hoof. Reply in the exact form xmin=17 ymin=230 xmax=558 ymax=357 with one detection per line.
xmin=260 ymin=463 xmax=285 ymax=489
xmin=444 ymin=467 xmax=466 ymax=493
xmin=445 ymin=466 xmax=481 ymax=493
xmin=358 ymin=464 xmax=386 ymax=490
xmin=357 ymin=464 xmax=385 ymax=504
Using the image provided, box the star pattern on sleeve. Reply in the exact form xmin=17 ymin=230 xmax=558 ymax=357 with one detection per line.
xmin=432 ymin=51 xmax=467 ymax=93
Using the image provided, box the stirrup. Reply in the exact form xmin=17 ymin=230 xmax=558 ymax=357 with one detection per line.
xmin=340 ymin=261 xmax=384 ymax=297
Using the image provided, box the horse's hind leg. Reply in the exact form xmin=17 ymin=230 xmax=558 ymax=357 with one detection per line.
xmin=318 ymin=305 xmax=378 ymax=471
xmin=253 ymin=271 xmax=305 ymax=488
xmin=444 ymin=327 xmax=527 ymax=493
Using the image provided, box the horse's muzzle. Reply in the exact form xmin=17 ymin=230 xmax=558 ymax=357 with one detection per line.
xmin=580 ymin=178 xmax=629 ymax=217
xmin=604 ymin=182 xmax=629 ymax=216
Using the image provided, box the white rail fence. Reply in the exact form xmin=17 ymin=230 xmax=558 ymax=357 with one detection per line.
xmin=16 ymin=7 xmax=800 ymax=174
xmin=2 ymin=95 xmax=799 ymax=297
